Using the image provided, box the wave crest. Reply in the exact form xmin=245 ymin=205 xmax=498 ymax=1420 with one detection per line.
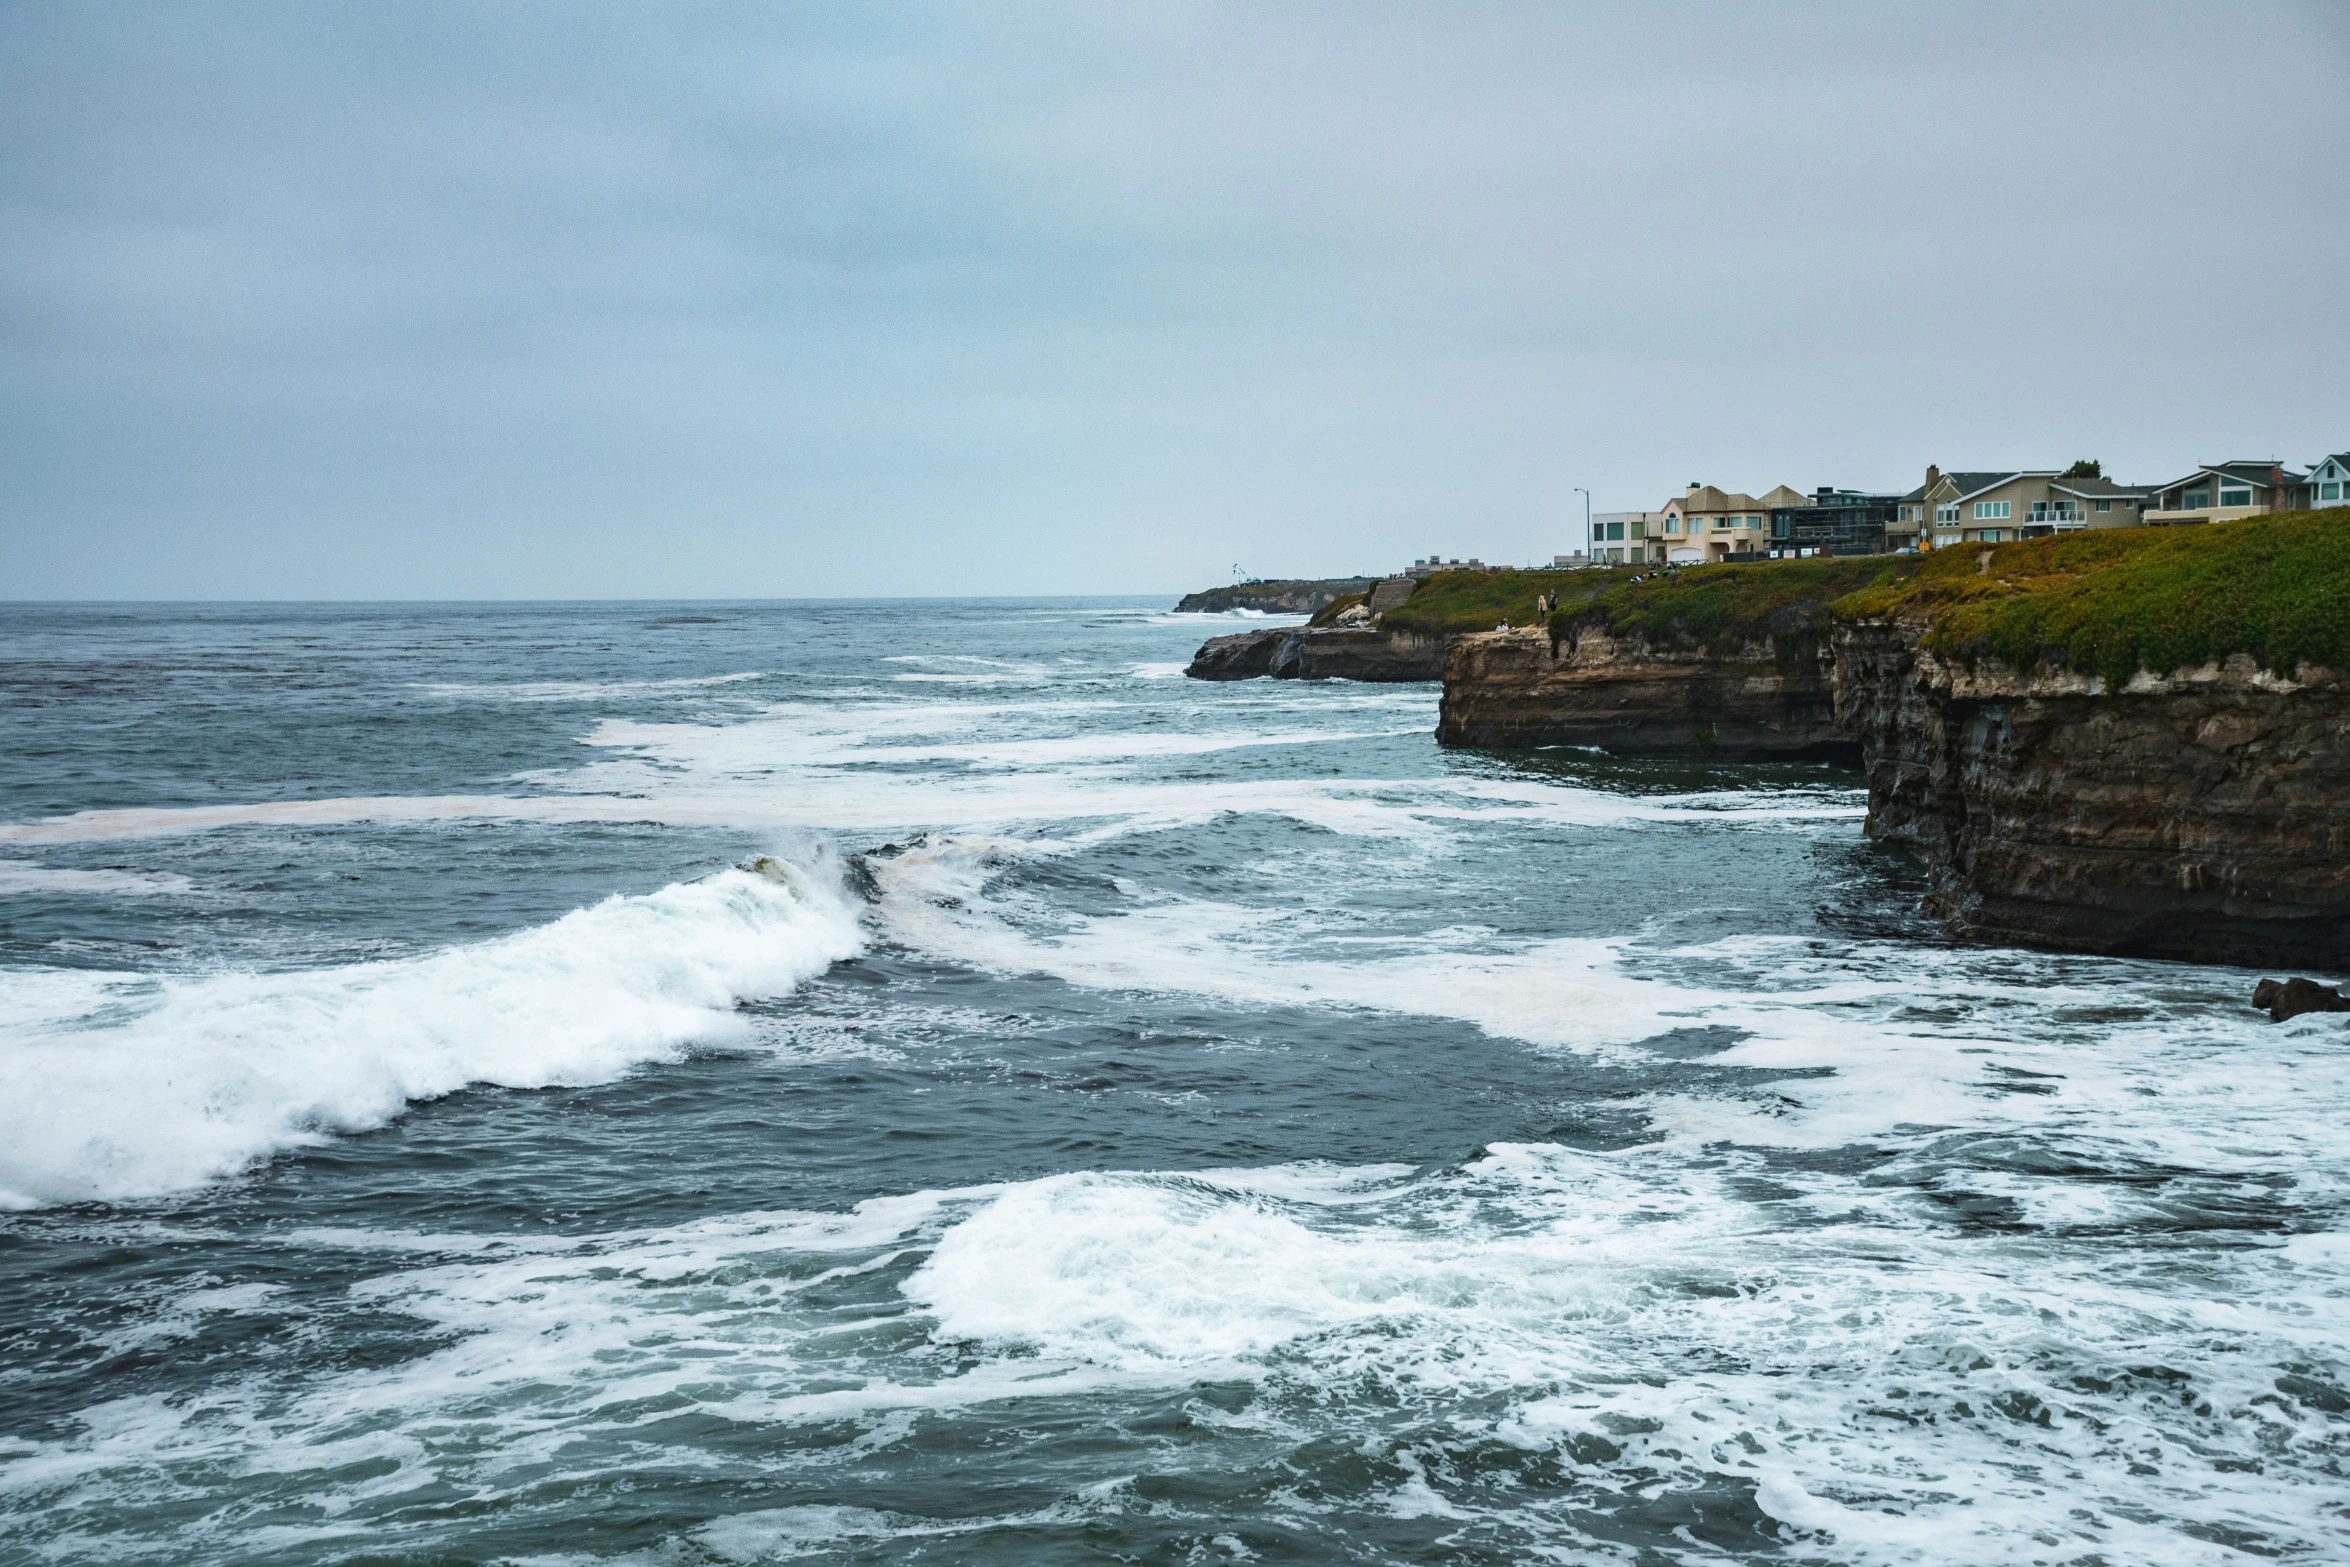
xmin=0 ymin=855 xmax=863 ymax=1208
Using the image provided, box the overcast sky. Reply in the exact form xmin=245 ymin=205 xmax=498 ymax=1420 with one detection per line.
xmin=4 ymin=1 xmax=2346 ymax=599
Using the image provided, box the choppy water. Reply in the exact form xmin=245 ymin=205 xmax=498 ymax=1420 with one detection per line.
xmin=1 ymin=599 xmax=2345 ymax=1566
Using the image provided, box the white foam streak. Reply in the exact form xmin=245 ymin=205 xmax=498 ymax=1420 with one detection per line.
xmin=0 ymin=858 xmax=862 ymax=1207
xmin=0 ymin=864 xmax=192 ymax=897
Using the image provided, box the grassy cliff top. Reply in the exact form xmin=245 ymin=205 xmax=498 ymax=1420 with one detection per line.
xmin=1362 ymin=510 xmax=2350 ymax=686
xmin=1376 ymin=569 xmax=1629 ymax=634
xmin=1378 ymin=558 xmax=1920 ymax=650
xmin=1837 ymin=507 xmax=2350 ymax=687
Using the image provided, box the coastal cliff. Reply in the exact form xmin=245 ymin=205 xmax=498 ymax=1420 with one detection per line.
xmin=1435 ymin=619 xmax=1853 ymax=760
xmin=1835 ymin=626 xmax=2350 ymax=965
xmin=1432 ymin=513 xmax=2350 ymax=963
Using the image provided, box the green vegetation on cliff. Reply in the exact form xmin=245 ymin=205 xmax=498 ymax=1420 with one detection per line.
xmin=1324 ymin=512 xmax=2350 ymax=685
xmin=1840 ymin=508 xmax=2350 ymax=688
xmin=1177 ymin=578 xmax=1371 ymax=614
xmin=1378 ymin=570 xmax=1620 ymax=634
xmin=1568 ymin=556 xmax=1918 ymax=652
xmin=1379 ymin=558 xmax=1920 ymax=652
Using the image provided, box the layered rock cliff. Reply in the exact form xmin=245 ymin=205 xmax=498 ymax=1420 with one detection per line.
xmin=1435 ymin=617 xmax=1855 ymax=762
xmin=1836 ymin=624 xmax=2350 ymax=967
xmin=1186 ymin=626 xmax=1448 ymax=682
xmin=1433 ymin=615 xmax=2350 ymax=965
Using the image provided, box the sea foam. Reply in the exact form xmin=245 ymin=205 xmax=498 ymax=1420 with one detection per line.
xmin=0 ymin=856 xmax=862 ymax=1208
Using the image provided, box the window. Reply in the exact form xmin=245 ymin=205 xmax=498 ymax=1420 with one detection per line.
xmin=1665 ymin=516 xmax=1682 ymax=534
xmin=1973 ymin=501 xmax=2011 ymax=520
xmin=1604 ymin=521 xmax=1624 ymax=541
xmin=1977 ymin=529 xmax=2004 ymax=543
xmin=2094 ymin=499 xmax=2113 ymax=513
xmin=2218 ymin=487 xmax=2251 ymax=507
xmin=2184 ymin=489 xmax=2210 ymax=510
xmin=1746 ymin=515 xmax=1764 ymax=530
xmin=2324 ymin=482 xmax=2343 ymax=501
xmin=1936 ymin=504 xmax=1960 ymax=523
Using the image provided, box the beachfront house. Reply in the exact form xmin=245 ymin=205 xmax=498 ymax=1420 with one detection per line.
xmin=1901 ymin=467 xmax=2151 ymax=549
xmin=1660 ymin=484 xmax=1806 ymax=563
xmin=2146 ymin=461 xmax=2307 ymax=525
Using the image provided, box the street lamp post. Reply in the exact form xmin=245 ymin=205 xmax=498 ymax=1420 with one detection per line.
xmin=1573 ymin=487 xmax=1591 ymax=566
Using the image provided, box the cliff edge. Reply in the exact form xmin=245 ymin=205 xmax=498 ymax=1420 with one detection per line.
xmin=1435 ymin=512 xmax=2350 ymax=963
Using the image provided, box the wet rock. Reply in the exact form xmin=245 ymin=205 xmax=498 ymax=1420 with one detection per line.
xmin=1185 ymin=628 xmax=1286 ymax=679
xmin=1185 ymin=627 xmax=1447 ymax=682
xmin=2253 ymin=977 xmax=2350 ymax=1023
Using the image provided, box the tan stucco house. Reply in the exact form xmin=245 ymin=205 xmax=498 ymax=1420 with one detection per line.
xmin=1660 ymin=483 xmax=1806 ymax=563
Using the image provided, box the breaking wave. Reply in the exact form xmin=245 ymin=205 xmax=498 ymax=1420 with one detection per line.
xmin=0 ymin=855 xmax=862 ymax=1208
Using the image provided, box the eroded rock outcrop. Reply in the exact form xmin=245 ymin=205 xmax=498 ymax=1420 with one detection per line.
xmin=1835 ymin=624 xmax=2350 ymax=967
xmin=1185 ymin=627 xmax=1448 ymax=682
xmin=2252 ymin=977 xmax=2350 ymax=1022
xmin=1434 ymin=619 xmax=1856 ymax=762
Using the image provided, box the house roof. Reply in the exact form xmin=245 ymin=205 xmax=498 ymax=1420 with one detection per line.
xmin=1669 ymin=484 xmax=1784 ymax=513
xmin=1945 ymin=470 xmax=2057 ymax=501
xmin=2051 ymin=476 xmax=2151 ymax=499
xmin=1758 ymin=485 xmax=1808 ymax=508
xmin=2154 ymin=461 xmax=2310 ymax=491
xmin=2309 ymin=452 xmax=2350 ymax=475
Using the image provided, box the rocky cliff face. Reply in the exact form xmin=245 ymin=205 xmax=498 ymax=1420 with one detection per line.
xmin=1185 ymin=627 xmax=1448 ymax=682
xmin=1435 ymin=623 xmax=1856 ymax=762
xmin=1432 ymin=612 xmax=2350 ymax=963
xmin=1835 ymin=622 xmax=2350 ymax=967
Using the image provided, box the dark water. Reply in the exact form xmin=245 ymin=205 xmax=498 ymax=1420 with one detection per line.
xmin=1 ymin=600 xmax=2344 ymax=1564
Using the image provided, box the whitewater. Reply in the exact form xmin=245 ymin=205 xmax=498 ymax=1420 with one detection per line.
xmin=1 ymin=598 xmax=2344 ymax=1565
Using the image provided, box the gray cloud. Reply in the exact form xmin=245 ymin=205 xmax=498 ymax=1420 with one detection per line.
xmin=4 ymin=0 xmax=2346 ymax=597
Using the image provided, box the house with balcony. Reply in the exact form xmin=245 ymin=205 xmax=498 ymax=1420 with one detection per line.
xmin=2308 ymin=453 xmax=2350 ymax=508
xmin=2146 ymin=461 xmax=2308 ymax=524
xmin=1768 ymin=487 xmax=1903 ymax=557
xmin=1899 ymin=466 xmax=2151 ymax=549
xmin=1659 ymin=483 xmax=1806 ymax=563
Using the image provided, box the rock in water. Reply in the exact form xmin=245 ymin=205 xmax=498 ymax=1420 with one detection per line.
xmin=1185 ymin=628 xmax=1287 ymax=679
xmin=2255 ymin=976 xmax=2350 ymax=1023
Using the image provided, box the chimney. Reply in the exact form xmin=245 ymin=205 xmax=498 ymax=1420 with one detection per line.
xmin=1926 ymin=464 xmax=1942 ymax=489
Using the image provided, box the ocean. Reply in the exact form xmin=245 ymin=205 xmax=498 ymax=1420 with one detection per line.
xmin=1 ymin=598 xmax=2344 ymax=1565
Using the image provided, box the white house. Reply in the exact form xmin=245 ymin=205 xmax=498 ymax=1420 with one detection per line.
xmin=2305 ymin=452 xmax=2350 ymax=508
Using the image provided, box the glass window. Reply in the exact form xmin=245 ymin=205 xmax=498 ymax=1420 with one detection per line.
xmin=2323 ymin=482 xmax=2342 ymax=500
xmin=1936 ymin=504 xmax=1959 ymax=523
xmin=1665 ymin=516 xmax=1681 ymax=533
xmin=2218 ymin=488 xmax=2251 ymax=507
xmin=2184 ymin=489 xmax=2209 ymax=509
xmin=1978 ymin=529 xmax=2003 ymax=543
xmin=1973 ymin=501 xmax=2011 ymax=520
